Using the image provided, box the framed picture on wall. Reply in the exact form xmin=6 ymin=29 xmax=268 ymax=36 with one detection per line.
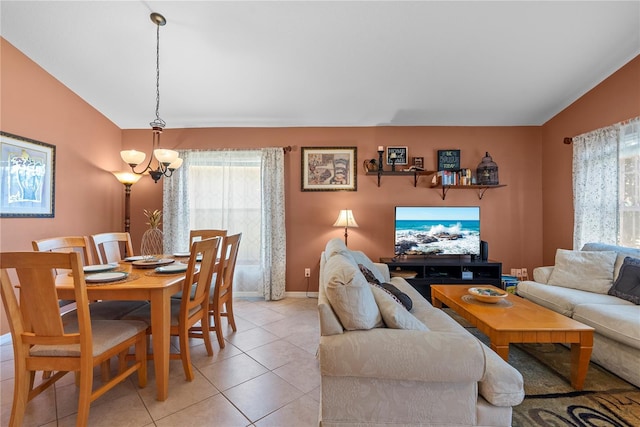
xmin=301 ymin=146 xmax=357 ymax=191
xmin=0 ymin=131 xmax=56 ymax=217
xmin=386 ymin=146 xmax=408 ymax=165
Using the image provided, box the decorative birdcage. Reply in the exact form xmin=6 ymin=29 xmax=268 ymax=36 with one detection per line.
xmin=476 ymin=152 xmax=499 ymax=185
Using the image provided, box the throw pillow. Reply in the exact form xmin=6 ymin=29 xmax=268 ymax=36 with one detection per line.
xmin=324 ymin=253 xmax=383 ymax=330
xmin=547 ymin=249 xmax=617 ymax=294
xmin=358 ymin=263 xmax=381 ymax=284
xmin=608 ymin=257 xmax=640 ymax=305
xmin=358 ymin=264 xmax=413 ymax=310
xmin=370 ymin=285 xmax=428 ymax=330
xmin=378 ymin=282 xmax=413 ymax=311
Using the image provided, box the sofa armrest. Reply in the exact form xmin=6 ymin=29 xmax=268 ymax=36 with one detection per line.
xmin=373 ymin=262 xmax=391 ymax=282
xmin=319 ymin=329 xmax=484 ymax=383
xmin=478 ymin=342 xmax=525 ymax=407
xmin=533 ymin=266 xmax=554 ymax=283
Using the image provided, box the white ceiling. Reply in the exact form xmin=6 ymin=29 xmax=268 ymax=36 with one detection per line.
xmin=1 ymin=1 xmax=639 ymax=129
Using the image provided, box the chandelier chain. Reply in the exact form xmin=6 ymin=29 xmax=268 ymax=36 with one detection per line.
xmin=151 ymin=20 xmax=165 ymax=129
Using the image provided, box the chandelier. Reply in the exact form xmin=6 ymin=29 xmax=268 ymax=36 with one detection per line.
xmin=120 ymin=12 xmax=182 ymax=183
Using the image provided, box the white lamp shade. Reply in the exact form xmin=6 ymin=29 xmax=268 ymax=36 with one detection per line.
xmin=121 ymin=150 xmax=146 ymax=166
xmin=112 ymin=171 xmax=142 ymax=185
xmin=333 ymin=210 xmax=359 ymax=228
xmin=154 ymin=148 xmax=179 ymax=165
xmin=168 ymin=157 xmax=183 ymax=170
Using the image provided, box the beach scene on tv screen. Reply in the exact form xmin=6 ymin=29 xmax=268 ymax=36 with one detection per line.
xmin=395 ymin=207 xmax=480 ymax=256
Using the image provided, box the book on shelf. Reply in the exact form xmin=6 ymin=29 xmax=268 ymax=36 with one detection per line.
xmin=436 ymin=168 xmax=473 ymax=185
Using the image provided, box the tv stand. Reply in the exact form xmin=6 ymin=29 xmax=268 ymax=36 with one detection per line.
xmin=380 ymin=257 xmax=502 ymax=302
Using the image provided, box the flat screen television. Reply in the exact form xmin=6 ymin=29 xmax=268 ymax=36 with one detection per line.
xmin=395 ymin=206 xmax=481 ymax=257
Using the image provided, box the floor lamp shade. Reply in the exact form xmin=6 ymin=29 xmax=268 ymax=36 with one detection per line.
xmin=333 ymin=210 xmax=358 ymax=246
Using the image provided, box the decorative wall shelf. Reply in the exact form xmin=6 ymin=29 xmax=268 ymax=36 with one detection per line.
xmin=366 ymin=170 xmax=436 ymax=187
xmin=430 ymin=184 xmax=507 ymax=200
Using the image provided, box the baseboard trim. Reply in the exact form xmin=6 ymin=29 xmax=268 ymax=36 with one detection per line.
xmin=234 ymin=291 xmax=318 ymax=299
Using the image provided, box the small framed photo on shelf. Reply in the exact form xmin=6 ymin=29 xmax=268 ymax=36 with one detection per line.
xmin=412 ymin=157 xmax=424 ymax=169
xmin=386 ymin=146 xmax=408 ymax=165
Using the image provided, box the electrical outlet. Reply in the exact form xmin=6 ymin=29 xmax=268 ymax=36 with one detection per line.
xmin=304 ymin=268 xmax=311 ymax=277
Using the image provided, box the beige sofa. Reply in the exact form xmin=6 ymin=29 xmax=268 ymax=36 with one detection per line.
xmin=317 ymin=238 xmax=524 ymax=427
xmin=517 ymin=243 xmax=640 ymax=388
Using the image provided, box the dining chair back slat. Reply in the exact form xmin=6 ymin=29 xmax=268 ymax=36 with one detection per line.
xmin=0 ymin=251 xmax=148 ymax=426
xmin=32 ymin=236 xmax=94 ymax=266
xmin=189 ymin=229 xmax=227 ymax=245
xmin=91 ymin=232 xmax=134 ymax=263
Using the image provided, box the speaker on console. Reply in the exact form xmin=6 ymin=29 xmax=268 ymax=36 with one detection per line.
xmin=480 ymin=240 xmax=489 ymax=261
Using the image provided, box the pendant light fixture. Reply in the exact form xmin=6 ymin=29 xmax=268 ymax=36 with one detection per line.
xmin=120 ymin=12 xmax=182 ymax=183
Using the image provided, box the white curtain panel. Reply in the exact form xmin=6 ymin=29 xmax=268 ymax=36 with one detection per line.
xmin=163 ymin=148 xmax=286 ymax=298
xmin=572 ymin=125 xmax=619 ymax=249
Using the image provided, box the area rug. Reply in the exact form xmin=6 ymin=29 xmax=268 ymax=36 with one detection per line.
xmin=444 ymin=309 xmax=640 ymax=427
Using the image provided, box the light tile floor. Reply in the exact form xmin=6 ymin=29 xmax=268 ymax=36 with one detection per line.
xmin=0 ymin=297 xmax=321 ymax=427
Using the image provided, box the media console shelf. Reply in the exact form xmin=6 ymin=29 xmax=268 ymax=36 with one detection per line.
xmin=430 ymin=184 xmax=507 ymax=200
xmin=366 ymin=170 xmax=436 ymax=187
xmin=380 ymin=257 xmax=502 ymax=302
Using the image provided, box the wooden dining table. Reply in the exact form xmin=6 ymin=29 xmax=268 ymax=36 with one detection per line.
xmin=55 ymin=257 xmax=186 ymax=401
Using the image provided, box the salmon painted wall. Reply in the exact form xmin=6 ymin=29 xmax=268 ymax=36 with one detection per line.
xmin=540 ymin=55 xmax=640 ymax=265
xmin=0 ymin=39 xmax=124 ymax=334
xmin=1 ymin=35 xmax=635 ymax=335
xmin=122 ymin=126 xmax=544 ymax=295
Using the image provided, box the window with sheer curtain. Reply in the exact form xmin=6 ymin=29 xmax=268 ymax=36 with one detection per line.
xmin=573 ymin=117 xmax=639 ymax=249
xmin=162 ymin=148 xmax=286 ymax=299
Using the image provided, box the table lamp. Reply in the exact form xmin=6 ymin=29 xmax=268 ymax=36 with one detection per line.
xmin=333 ymin=209 xmax=359 ymax=246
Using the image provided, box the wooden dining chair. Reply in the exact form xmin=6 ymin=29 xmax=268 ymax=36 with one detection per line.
xmin=124 ymin=236 xmax=221 ymax=381
xmin=33 ymin=235 xmax=148 ymax=380
xmin=90 ymin=232 xmax=134 ymax=263
xmin=171 ymin=229 xmax=227 ymax=301
xmin=190 ymin=233 xmax=242 ymax=349
xmin=0 ymin=251 xmax=148 ymax=427
xmin=32 ymin=235 xmax=146 ymax=321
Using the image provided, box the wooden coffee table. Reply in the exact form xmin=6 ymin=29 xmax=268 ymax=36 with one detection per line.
xmin=430 ymin=284 xmax=594 ymax=390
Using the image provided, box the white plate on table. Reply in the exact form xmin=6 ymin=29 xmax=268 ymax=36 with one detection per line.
xmin=155 ymin=263 xmax=188 ymax=274
xmin=83 ymin=263 xmax=118 ymax=273
xmin=132 ymin=258 xmax=175 ymax=268
xmin=124 ymin=255 xmax=146 ymax=262
xmin=85 ymin=271 xmax=128 ymax=283
xmin=173 ymin=252 xmax=203 ymax=261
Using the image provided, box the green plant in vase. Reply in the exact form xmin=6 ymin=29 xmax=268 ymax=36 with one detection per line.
xmin=141 ymin=209 xmax=164 ymax=256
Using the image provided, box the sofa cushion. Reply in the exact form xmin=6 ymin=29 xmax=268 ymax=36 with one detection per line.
xmin=573 ymin=304 xmax=640 ymax=350
xmin=351 ymin=250 xmax=386 ymax=284
xmin=324 ymin=253 xmax=382 ymax=330
xmin=608 ymin=257 xmax=640 ymax=304
xmin=517 ymin=281 xmax=632 ymax=317
xmin=370 ymin=285 xmax=428 ymax=330
xmin=582 ymin=242 xmax=640 ymax=280
xmin=325 ymin=238 xmax=353 ymax=259
xmin=547 ymin=249 xmax=617 ymax=294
